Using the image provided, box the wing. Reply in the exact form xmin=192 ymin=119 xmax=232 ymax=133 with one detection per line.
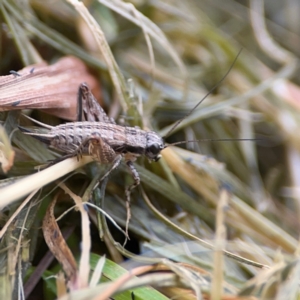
xmin=77 ymin=83 xmax=116 ymax=124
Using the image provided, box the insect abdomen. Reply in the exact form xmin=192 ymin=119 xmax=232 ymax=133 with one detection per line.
xmin=50 ymin=122 xmax=103 ymax=153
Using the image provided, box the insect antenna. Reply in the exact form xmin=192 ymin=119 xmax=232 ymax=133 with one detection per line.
xmin=164 ymin=138 xmax=260 ymax=149
xmin=162 ymin=49 xmax=242 ymax=140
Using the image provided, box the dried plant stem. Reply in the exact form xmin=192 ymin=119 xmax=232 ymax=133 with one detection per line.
xmin=211 ymin=189 xmax=228 ymax=300
xmin=141 ymin=188 xmax=266 ymax=268
xmin=0 ymin=156 xmax=93 ymax=209
xmin=58 ymin=183 xmax=91 ymax=288
xmin=0 ymin=189 xmax=39 ymax=239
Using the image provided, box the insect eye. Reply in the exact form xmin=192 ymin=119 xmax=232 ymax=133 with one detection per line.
xmin=148 ymin=143 xmax=161 ymax=155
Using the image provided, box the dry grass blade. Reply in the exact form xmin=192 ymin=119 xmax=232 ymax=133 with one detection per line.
xmin=141 ymin=188 xmax=266 ymax=268
xmin=56 ymin=272 xmax=68 ymax=298
xmin=249 ymin=0 xmax=293 ymax=64
xmin=58 ymin=183 xmax=91 ymax=289
xmin=162 ymin=147 xmax=219 ymax=204
xmin=98 ymin=0 xmax=187 ymax=78
xmin=89 ymin=255 xmax=106 ymax=288
xmin=0 ymin=189 xmax=38 ymax=240
xmin=0 ymin=0 xmax=42 ymax=65
xmin=67 ymin=0 xmax=128 ymax=110
xmin=211 ymin=189 xmax=228 ymax=300
xmin=0 ymin=156 xmax=92 ymax=209
xmin=59 ymin=272 xmax=179 ymax=300
xmin=0 ymin=125 xmax=15 ymax=173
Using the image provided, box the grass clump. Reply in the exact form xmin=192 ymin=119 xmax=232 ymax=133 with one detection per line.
xmin=1 ymin=0 xmax=300 ymax=299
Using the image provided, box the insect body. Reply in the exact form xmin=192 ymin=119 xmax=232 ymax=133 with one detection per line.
xmin=19 ymin=83 xmax=164 ymax=179
xmin=19 ymin=84 xmax=165 ymax=230
xmin=21 ymin=121 xmax=164 ymax=162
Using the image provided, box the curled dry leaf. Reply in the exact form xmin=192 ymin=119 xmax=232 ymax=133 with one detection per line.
xmin=0 ymin=56 xmax=100 ymax=120
xmin=42 ymin=194 xmax=78 ymax=284
xmin=0 ymin=125 xmax=15 ymax=173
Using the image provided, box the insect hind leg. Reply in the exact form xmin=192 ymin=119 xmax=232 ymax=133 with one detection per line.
xmin=47 ymin=136 xmax=103 ymax=166
xmin=77 ymin=83 xmax=85 ymax=121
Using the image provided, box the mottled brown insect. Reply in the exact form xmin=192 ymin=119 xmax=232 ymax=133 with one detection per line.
xmin=19 ymin=83 xmax=165 ymax=220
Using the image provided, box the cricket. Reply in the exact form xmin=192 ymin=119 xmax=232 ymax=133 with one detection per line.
xmin=19 ymin=83 xmax=164 ymax=207
xmin=18 ymin=53 xmax=249 ymax=233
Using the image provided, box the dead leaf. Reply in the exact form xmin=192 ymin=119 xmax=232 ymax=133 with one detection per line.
xmin=0 ymin=56 xmax=101 ymax=120
xmin=42 ymin=194 xmax=77 ymax=283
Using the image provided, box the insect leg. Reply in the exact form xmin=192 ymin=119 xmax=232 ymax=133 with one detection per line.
xmin=71 ymin=136 xmax=93 ymax=160
xmin=45 ymin=140 xmax=92 ymax=166
xmin=124 ymin=161 xmax=141 ymax=237
xmin=77 ymin=84 xmax=85 ymax=121
xmin=79 ymin=83 xmax=116 ymax=124
xmin=125 ymin=161 xmax=141 ymax=198
xmin=45 ymin=137 xmax=100 ymax=166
